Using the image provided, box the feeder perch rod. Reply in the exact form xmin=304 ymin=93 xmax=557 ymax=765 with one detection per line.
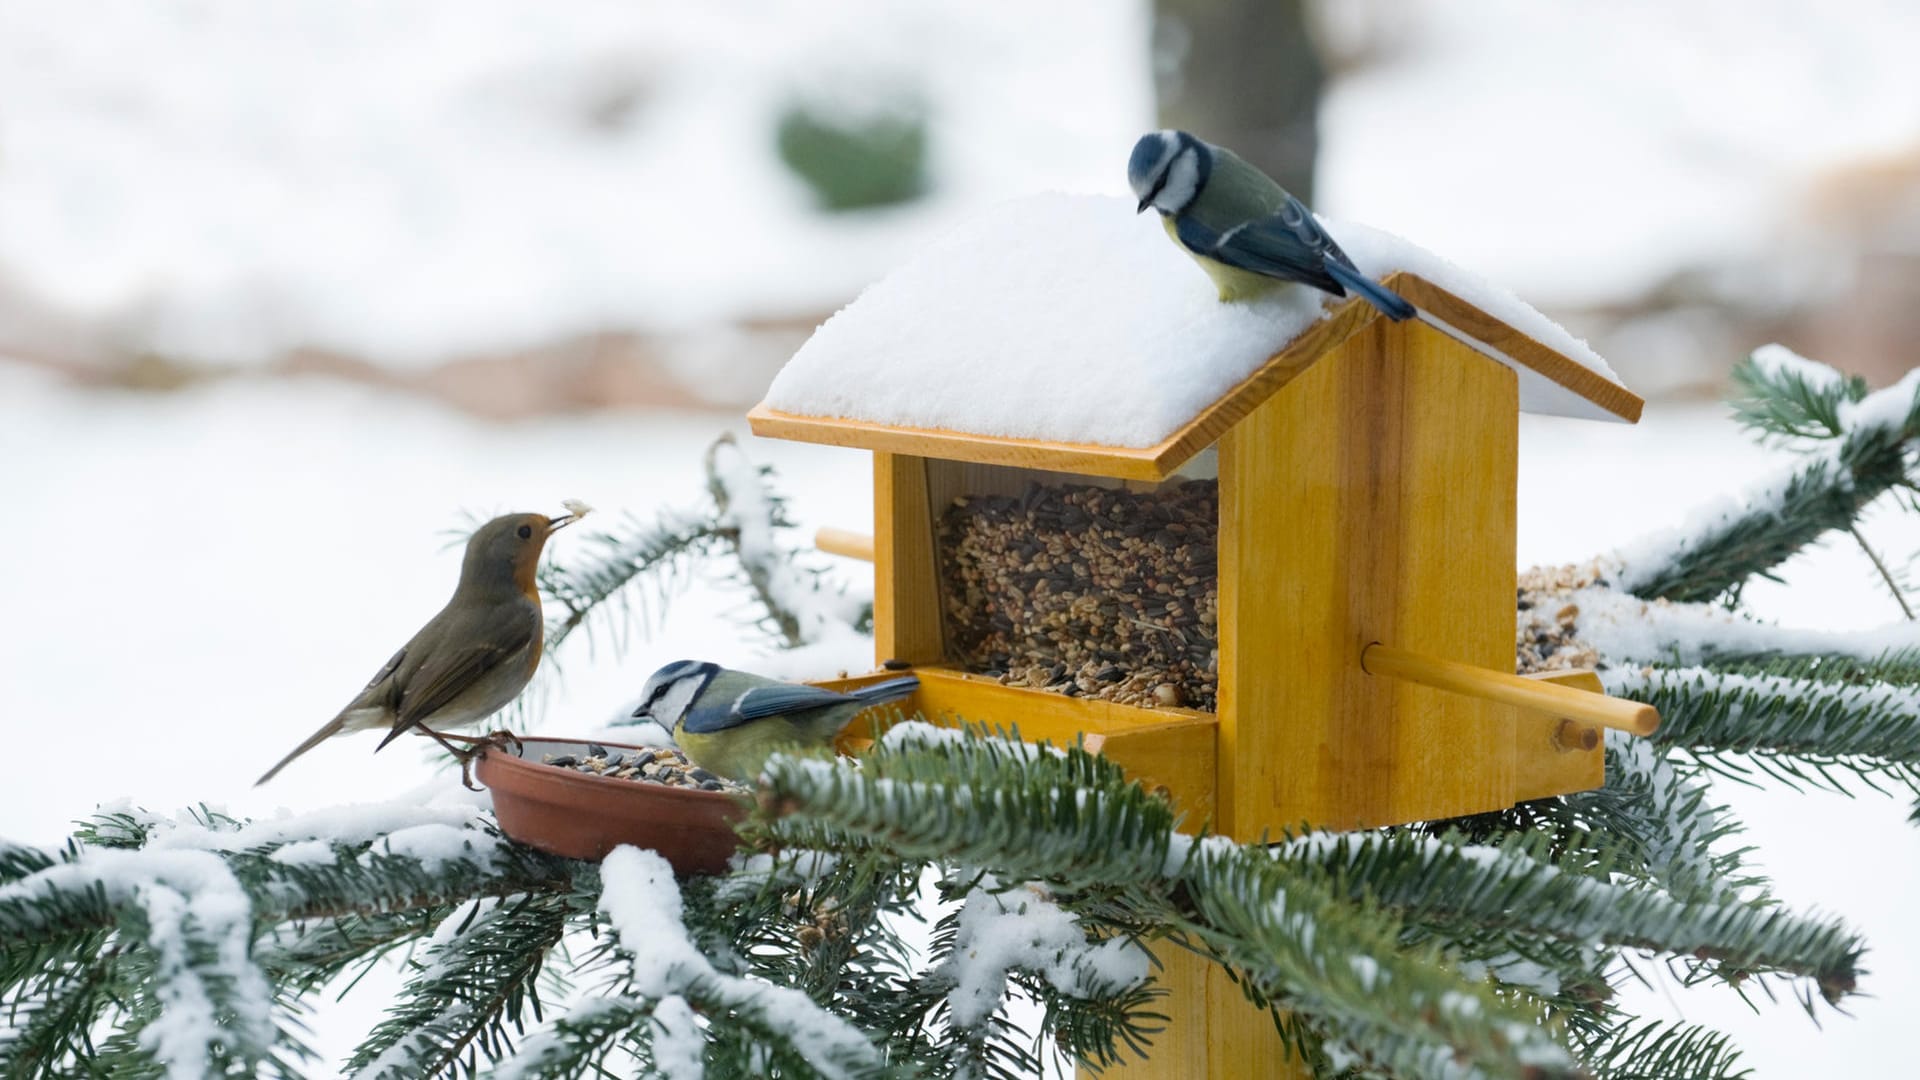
xmin=815 ymin=526 xmax=876 ymax=563
xmin=1362 ymin=643 xmax=1659 ymax=736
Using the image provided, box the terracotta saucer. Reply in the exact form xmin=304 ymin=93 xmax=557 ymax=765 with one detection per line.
xmin=476 ymin=736 xmax=746 ymax=874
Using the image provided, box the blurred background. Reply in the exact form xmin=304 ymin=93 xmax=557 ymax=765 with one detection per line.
xmin=6 ymin=1 xmax=1920 ymax=1075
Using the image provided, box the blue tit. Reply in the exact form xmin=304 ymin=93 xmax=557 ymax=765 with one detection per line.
xmin=1127 ymin=129 xmax=1415 ymax=320
xmin=632 ymin=660 xmax=920 ymax=781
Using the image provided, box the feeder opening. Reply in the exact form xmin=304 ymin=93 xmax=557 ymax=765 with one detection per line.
xmin=931 ymin=455 xmax=1219 ymax=712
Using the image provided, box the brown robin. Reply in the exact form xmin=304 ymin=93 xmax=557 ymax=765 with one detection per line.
xmin=255 ymin=508 xmax=585 ymax=786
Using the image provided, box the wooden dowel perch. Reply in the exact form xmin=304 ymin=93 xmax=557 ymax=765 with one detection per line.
xmin=815 ymin=526 xmax=875 ymax=563
xmin=1361 ymin=643 xmax=1659 ymax=736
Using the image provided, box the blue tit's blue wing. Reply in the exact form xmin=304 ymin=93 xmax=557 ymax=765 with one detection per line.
xmin=731 ymin=684 xmax=858 ymax=723
xmin=680 ymin=696 xmax=748 ymax=734
xmin=1178 ymin=195 xmax=1346 ymax=296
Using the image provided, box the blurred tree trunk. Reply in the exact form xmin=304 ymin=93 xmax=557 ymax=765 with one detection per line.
xmin=1152 ymin=0 xmax=1323 ymax=200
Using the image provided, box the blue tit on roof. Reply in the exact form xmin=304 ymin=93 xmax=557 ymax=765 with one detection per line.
xmin=632 ymin=660 xmax=919 ymax=781
xmin=1128 ymin=129 xmax=1414 ymax=320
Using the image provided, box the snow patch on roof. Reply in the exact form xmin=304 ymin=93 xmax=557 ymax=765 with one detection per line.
xmin=764 ymin=193 xmax=1627 ymax=448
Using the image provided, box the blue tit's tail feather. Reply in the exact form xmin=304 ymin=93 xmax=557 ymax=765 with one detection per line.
xmin=1324 ymin=261 xmax=1415 ymax=321
xmin=849 ymin=676 xmax=919 ymax=706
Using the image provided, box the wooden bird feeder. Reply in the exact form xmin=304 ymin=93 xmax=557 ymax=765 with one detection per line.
xmin=747 ymin=216 xmax=1653 ymax=1074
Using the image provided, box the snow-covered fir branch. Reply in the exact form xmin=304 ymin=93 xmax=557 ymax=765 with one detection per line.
xmin=1607 ymin=664 xmax=1920 ymax=795
xmin=1610 ymin=347 xmax=1920 ymax=604
xmin=705 ymin=434 xmax=872 ymax=648
xmin=754 ymin=723 xmax=1864 ymax=1078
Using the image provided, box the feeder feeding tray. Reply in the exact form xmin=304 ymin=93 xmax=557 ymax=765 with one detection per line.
xmin=475 ymin=736 xmax=745 ymax=873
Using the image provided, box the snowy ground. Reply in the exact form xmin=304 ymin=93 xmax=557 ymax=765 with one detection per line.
xmin=3 ymin=363 xmax=1917 ymax=1075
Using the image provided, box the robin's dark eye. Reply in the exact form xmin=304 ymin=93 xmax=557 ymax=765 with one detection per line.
xmin=517 ymin=525 xmax=533 ymax=539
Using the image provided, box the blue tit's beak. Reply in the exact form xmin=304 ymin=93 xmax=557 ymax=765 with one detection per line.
xmin=1136 ymin=197 xmax=1151 ymax=214
xmin=631 ymin=705 xmax=651 ymax=720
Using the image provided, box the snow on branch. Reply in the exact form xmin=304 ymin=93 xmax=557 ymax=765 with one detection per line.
xmin=595 ymin=845 xmax=885 ymax=1079
xmin=934 ymin=874 xmax=1149 ymax=1031
xmin=0 ymin=846 xmax=277 ymax=1079
xmin=705 ymin=434 xmax=871 ymax=650
xmin=1607 ymin=665 xmax=1920 ymax=795
xmin=1570 ymin=586 xmax=1920 ymax=668
xmin=1611 ymin=348 xmax=1920 ymax=604
xmin=0 ymin=793 xmax=573 ymax=1079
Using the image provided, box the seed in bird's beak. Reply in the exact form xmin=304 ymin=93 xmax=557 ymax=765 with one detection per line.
xmin=552 ymin=498 xmax=595 ymax=531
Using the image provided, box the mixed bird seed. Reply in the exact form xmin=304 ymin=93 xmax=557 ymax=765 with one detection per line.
xmin=937 ymin=479 xmax=1219 ymax=711
xmin=1515 ymin=561 xmax=1605 ymax=675
xmin=539 ymin=744 xmax=750 ymax=794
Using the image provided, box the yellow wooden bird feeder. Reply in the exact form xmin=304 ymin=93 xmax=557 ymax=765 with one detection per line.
xmin=744 ymin=193 xmax=1654 ymax=1077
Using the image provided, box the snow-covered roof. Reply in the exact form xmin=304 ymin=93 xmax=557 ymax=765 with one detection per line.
xmin=753 ymin=193 xmax=1640 ymax=478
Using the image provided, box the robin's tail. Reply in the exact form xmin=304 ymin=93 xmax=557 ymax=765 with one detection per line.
xmin=255 ymin=715 xmax=349 ymax=786
xmin=1325 ymin=261 xmax=1415 ymax=321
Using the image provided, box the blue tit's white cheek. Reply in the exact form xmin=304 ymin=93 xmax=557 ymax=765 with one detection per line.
xmin=1158 ymin=149 xmax=1201 ymax=213
xmin=657 ymin=677 xmax=701 ymax=726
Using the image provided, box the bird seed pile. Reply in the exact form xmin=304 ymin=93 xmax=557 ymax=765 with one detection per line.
xmin=937 ymin=479 xmax=1218 ymax=710
xmin=540 ymin=745 xmax=749 ymax=793
xmin=1515 ymin=561 xmax=1604 ymax=675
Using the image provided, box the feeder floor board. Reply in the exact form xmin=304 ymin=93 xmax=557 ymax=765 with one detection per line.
xmin=821 ymin=666 xmax=1218 ymax=833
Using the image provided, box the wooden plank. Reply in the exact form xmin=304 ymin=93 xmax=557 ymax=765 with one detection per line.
xmin=871 ymin=453 xmax=947 ymax=667
xmin=1217 ymin=318 xmax=1520 ymax=836
xmin=1395 ymin=276 xmax=1645 ymax=424
xmin=1513 ymin=669 xmax=1608 ymax=802
xmin=747 ymin=273 xmax=1644 ymax=481
xmin=752 ymin=402 xmax=1176 ymax=481
xmin=908 ymin=667 xmax=1217 ymax=830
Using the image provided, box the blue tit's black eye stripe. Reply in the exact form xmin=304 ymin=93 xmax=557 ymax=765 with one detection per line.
xmin=1143 ymin=171 xmax=1169 ymax=207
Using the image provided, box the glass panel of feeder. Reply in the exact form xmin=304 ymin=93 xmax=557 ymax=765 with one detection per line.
xmin=926 ymin=459 xmax=1219 ymax=713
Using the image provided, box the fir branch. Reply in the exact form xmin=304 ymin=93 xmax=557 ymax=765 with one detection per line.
xmin=1847 ymin=524 xmax=1915 ymax=620
xmin=1564 ymin=736 xmax=1760 ymax=905
xmin=536 ymin=507 xmax=723 ymax=659
xmin=1285 ymin=830 xmax=1860 ymax=1007
xmin=1573 ymin=1018 xmax=1750 ymax=1080
xmin=705 ymin=434 xmax=872 ymax=647
xmin=486 ymin=995 xmax=663 ymax=1080
xmin=1614 ymin=356 xmax=1920 ymax=604
xmin=756 ymin=728 xmax=1579 ymax=1079
xmin=593 ymin=846 xmax=891 ymax=1078
xmin=348 ymin=892 xmax=573 ymax=1079
xmin=1727 ymin=345 xmax=1864 ymax=443
xmin=1605 ymin=664 xmax=1920 ymax=797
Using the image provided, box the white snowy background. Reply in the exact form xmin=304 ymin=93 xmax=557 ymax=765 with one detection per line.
xmin=5 ymin=0 xmax=1920 ymax=1076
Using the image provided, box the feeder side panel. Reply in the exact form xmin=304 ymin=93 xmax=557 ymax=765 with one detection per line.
xmin=1512 ymin=670 xmax=1607 ymax=800
xmin=1217 ymin=320 xmax=1520 ymax=836
xmin=873 ymin=452 xmax=947 ymax=666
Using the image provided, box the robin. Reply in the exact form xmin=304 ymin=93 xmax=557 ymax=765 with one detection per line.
xmin=255 ymin=507 xmax=586 ymax=786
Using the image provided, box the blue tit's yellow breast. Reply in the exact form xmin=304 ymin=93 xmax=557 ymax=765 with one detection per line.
xmin=1161 ymin=215 xmax=1282 ymax=302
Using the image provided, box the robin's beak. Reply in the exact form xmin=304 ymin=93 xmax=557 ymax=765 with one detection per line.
xmin=549 ymin=513 xmax=579 ymax=532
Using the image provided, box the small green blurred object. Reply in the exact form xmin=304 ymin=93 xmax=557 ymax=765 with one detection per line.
xmin=776 ymin=100 xmax=928 ymax=212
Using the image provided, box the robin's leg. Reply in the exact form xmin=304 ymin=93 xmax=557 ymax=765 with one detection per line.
xmin=414 ymin=727 xmax=523 ymax=790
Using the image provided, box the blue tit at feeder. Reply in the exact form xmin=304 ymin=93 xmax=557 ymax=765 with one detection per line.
xmin=632 ymin=660 xmax=920 ymax=781
xmin=1127 ymin=129 xmax=1415 ymax=320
